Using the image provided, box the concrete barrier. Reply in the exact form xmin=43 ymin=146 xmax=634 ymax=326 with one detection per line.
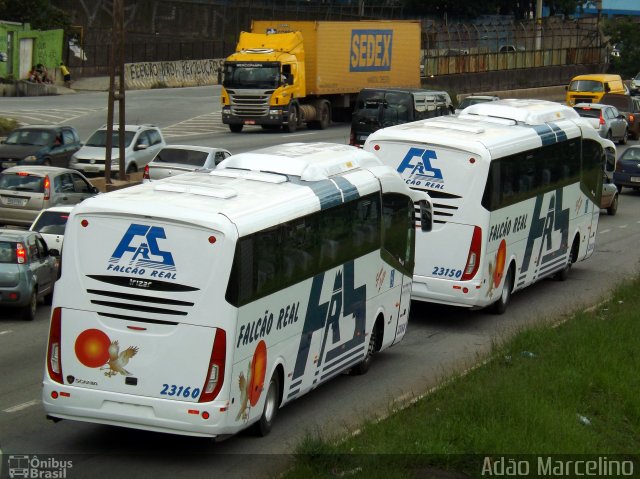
xmin=457 ymin=85 xmax=568 ymax=104
xmin=124 ymin=59 xmax=224 ymax=90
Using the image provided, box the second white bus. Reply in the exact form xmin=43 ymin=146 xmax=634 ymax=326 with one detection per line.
xmin=365 ymin=99 xmax=612 ymax=313
xmin=43 ymin=142 xmax=432 ymax=438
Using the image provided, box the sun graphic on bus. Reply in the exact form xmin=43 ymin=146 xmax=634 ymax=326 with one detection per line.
xmin=493 ymin=239 xmax=507 ymax=289
xmin=74 ymin=329 xmax=139 ymax=377
xmin=75 ymin=329 xmax=111 ymax=368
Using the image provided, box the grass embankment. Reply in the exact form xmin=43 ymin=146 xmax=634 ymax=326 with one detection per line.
xmin=0 ymin=117 xmax=18 ymax=135
xmin=284 ymin=277 xmax=640 ymax=479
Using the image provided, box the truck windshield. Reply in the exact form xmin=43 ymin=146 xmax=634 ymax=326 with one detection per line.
xmin=223 ymin=63 xmax=281 ymax=89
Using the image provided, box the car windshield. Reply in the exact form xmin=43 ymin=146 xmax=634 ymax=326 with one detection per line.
xmin=0 ymin=173 xmax=45 ymax=192
xmin=85 ymin=130 xmax=136 ymax=147
xmin=4 ymin=130 xmax=53 ymax=146
xmin=573 ymin=107 xmax=601 ymax=119
xmin=569 ymin=80 xmax=603 ymax=92
xmin=223 ymin=63 xmax=281 ymax=89
xmin=32 ymin=211 xmax=70 ymax=235
xmin=0 ymin=241 xmax=16 ymax=263
xmin=620 ymin=148 xmax=640 ymax=161
xmin=153 ymin=149 xmax=209 ymax=167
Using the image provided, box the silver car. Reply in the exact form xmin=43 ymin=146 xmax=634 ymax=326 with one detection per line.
xmin=0 ymin=229 xmax=58 ymax=320
xmin=0 ymin=166 xmax=98 ymax=227
xmin=573 ymin=103 xmax=628 ymax=145
xmin=142 ymin=145 xmax=231 ymax=182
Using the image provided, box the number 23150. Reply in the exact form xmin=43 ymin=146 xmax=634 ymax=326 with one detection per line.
xmin=432 ymin=266 xmax=462 ymax=278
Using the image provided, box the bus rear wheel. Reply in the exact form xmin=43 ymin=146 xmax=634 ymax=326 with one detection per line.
xmin=556 ymin=238 xmax=579 ymax=281
xmin=491 ymin=264 xmax=513 ymax=315
xmin=253 ymin=373 xmax=280 ymax=437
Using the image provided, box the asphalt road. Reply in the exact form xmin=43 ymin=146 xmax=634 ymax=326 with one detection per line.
xmin=1 ymin=87 xmax=639 ymax=479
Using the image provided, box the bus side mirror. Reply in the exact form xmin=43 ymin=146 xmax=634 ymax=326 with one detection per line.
xmin=419 ymin=200 xmax=433 ymax=232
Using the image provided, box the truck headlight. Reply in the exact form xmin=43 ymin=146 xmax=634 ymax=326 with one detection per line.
xmin=23 ymin=155 xmax=37 ymax=162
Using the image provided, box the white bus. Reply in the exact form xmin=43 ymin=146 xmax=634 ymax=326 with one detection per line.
xmin=364 ymin=99 xmax=610 ymax=314
xmin=43 ymin=143 xmax=432 ymax=438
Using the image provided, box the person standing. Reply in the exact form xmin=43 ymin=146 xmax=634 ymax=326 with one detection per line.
xmin=60 ymin=62 xmax=71 ymax=87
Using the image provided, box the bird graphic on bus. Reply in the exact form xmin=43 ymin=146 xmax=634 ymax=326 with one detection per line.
xmin=101 ymin=340 xmax=139 ymax=377
xmin=236 ymin=340 xmax=267 ymax=422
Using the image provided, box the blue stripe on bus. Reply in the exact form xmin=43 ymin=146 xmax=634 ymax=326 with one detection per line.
xmin=288 ymin=177 xmax=360 ymax=210
xmin=531 ymin=123 xmax=568 ymax=146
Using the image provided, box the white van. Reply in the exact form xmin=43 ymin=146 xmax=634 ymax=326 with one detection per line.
xmin=43 ymin=142 xmax=432 ymax=438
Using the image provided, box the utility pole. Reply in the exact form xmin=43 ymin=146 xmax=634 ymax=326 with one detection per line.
xmin=104 ymin=0 xmax=126 ymax=185
xmin=535 ymin=0 xmax=543 ymax=50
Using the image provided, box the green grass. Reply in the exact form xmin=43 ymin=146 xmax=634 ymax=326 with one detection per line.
xmin=282 ymin=277 xmax=640 ymax=479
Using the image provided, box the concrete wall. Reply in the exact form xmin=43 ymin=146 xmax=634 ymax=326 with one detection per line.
xmin=124 ymin=58 xmax=224 ymax=89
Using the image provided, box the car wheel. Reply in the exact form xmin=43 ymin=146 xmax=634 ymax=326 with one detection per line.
xmin=43 ymin=158 xmax=52 ymax=166
xmin=606 ymin=130 xmax=613 ymax=141
xmin=615 ymin=184 xmax=623 ymax=193
xmin=126 ymin=163 xmax=138 ymax=174
xmin=607 ymin=194 xmax=619 ymax=216
xmin=44 ymin=284 xmax=54 ymax=305
xmin=619 ymin=128 xmax=628 ymax=145
xmin=229 ymin=124 xmax=243 ymax=133
xmin=253 ymin=373 xmax=280 ymax=437
xmin=22 ymin=289 xmax=37 ymax=321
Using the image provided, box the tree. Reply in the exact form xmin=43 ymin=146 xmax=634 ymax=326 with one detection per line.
xmin=602 ymin=17 xmax=640 ymax=79
xmin=0 ymin=0 xmax=70 ymax=31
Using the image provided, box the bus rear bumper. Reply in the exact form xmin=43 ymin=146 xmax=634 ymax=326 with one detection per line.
xmin=42 ymin=379 xmax=236 ymax=438
xmin=410 ymin=275 xmax=490 ymax=309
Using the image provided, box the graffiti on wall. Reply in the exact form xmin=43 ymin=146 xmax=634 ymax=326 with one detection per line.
xmin=79 ymin=0 xmax=138 ymax=28
xmin=124 ymin=58 xmax=224 ymax=89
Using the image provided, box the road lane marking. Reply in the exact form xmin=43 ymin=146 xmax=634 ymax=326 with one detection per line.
xmin=282 ymin=132 xmax=317 ymax=138
xmin=3 ymin=399 xmax=40 ymax=413
xmin=619 ymin=224 xmax=628 ymax=229
xmin=0 ymin=330 xmax=12 ymax=336
xmin=599 ymin=229 xmax=611 ymax=234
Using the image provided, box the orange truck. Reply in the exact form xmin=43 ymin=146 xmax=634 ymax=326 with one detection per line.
xmin=221 ymin=20 xmax=421 ymax=133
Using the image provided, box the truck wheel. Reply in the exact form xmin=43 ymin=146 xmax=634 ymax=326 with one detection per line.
xmin=229 ymin=124 xmax=243 ymax=133
xmin=317 ymin=101 xmax=330 ymax=129
xmin=286 ymin=106 xmax=298 ymax=133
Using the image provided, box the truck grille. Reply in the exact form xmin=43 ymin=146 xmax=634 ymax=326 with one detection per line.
xmin=229 ymin=91 xmax=272 ymax=117
xmin=574 ymin=95 xmax=597 ymax=104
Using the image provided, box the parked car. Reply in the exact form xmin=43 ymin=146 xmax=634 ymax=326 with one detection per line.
xmin=455 ymin=95 xmax=500 ymax=114
xmin=29 ymin=206 xmax=74 ymax=252
xmin=613 ymin=145 xmax=640 ymax=192
xmin=70 ymin=124 xmax=166 ymax=176
xmin=599 ymin=93 xmax=640 ymax=140
xmin=0 ymin=166 xmax=98 ymax=227
xmin=600 ymin=181 xmax=619 ymax=216
xmin=142 ymin=145 xmax=231 ymax=182
xmin=0 ymin=228 xmax=58 ymax=320
xmin=0 ymin=125 xmax=82 ymax=171
xmin=631 ymin=72 xmax=640 ymax=95
xmin=573 ymin=103 xmax=628 ymax=144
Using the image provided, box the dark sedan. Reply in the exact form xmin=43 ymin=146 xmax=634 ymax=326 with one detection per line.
xmin=0 ymin=125 xmax=82 ymax=171
xmin=613 ymin=146 xmax=640 ymax=192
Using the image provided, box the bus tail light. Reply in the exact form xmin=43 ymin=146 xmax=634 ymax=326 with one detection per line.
xmin=199 ymin=329 xmax=226 ymax=403
xmin=461 ymin=226 xmax=482 ymax=281
xmin=47 ymin=308 xmax=64 ymax=384
xmin=143 ymin=165 xmax=150 ymax=181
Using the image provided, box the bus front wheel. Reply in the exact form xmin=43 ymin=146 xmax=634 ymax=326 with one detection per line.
xmin=253 ymin=372 xmax=280 ymax=437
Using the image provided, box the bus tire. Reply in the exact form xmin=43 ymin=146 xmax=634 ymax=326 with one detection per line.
xmin=253 ymin=372 xmax=280 ymax=437
xmin=491 ymin=264 xmax=513 ymax=315
xmin=229 ymin=124 xmax=243 ymax=133
xmin=556 ymin=237 xmax=579 ymax=281
xmin=351 ymin=316 xmax=382 ymax=375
